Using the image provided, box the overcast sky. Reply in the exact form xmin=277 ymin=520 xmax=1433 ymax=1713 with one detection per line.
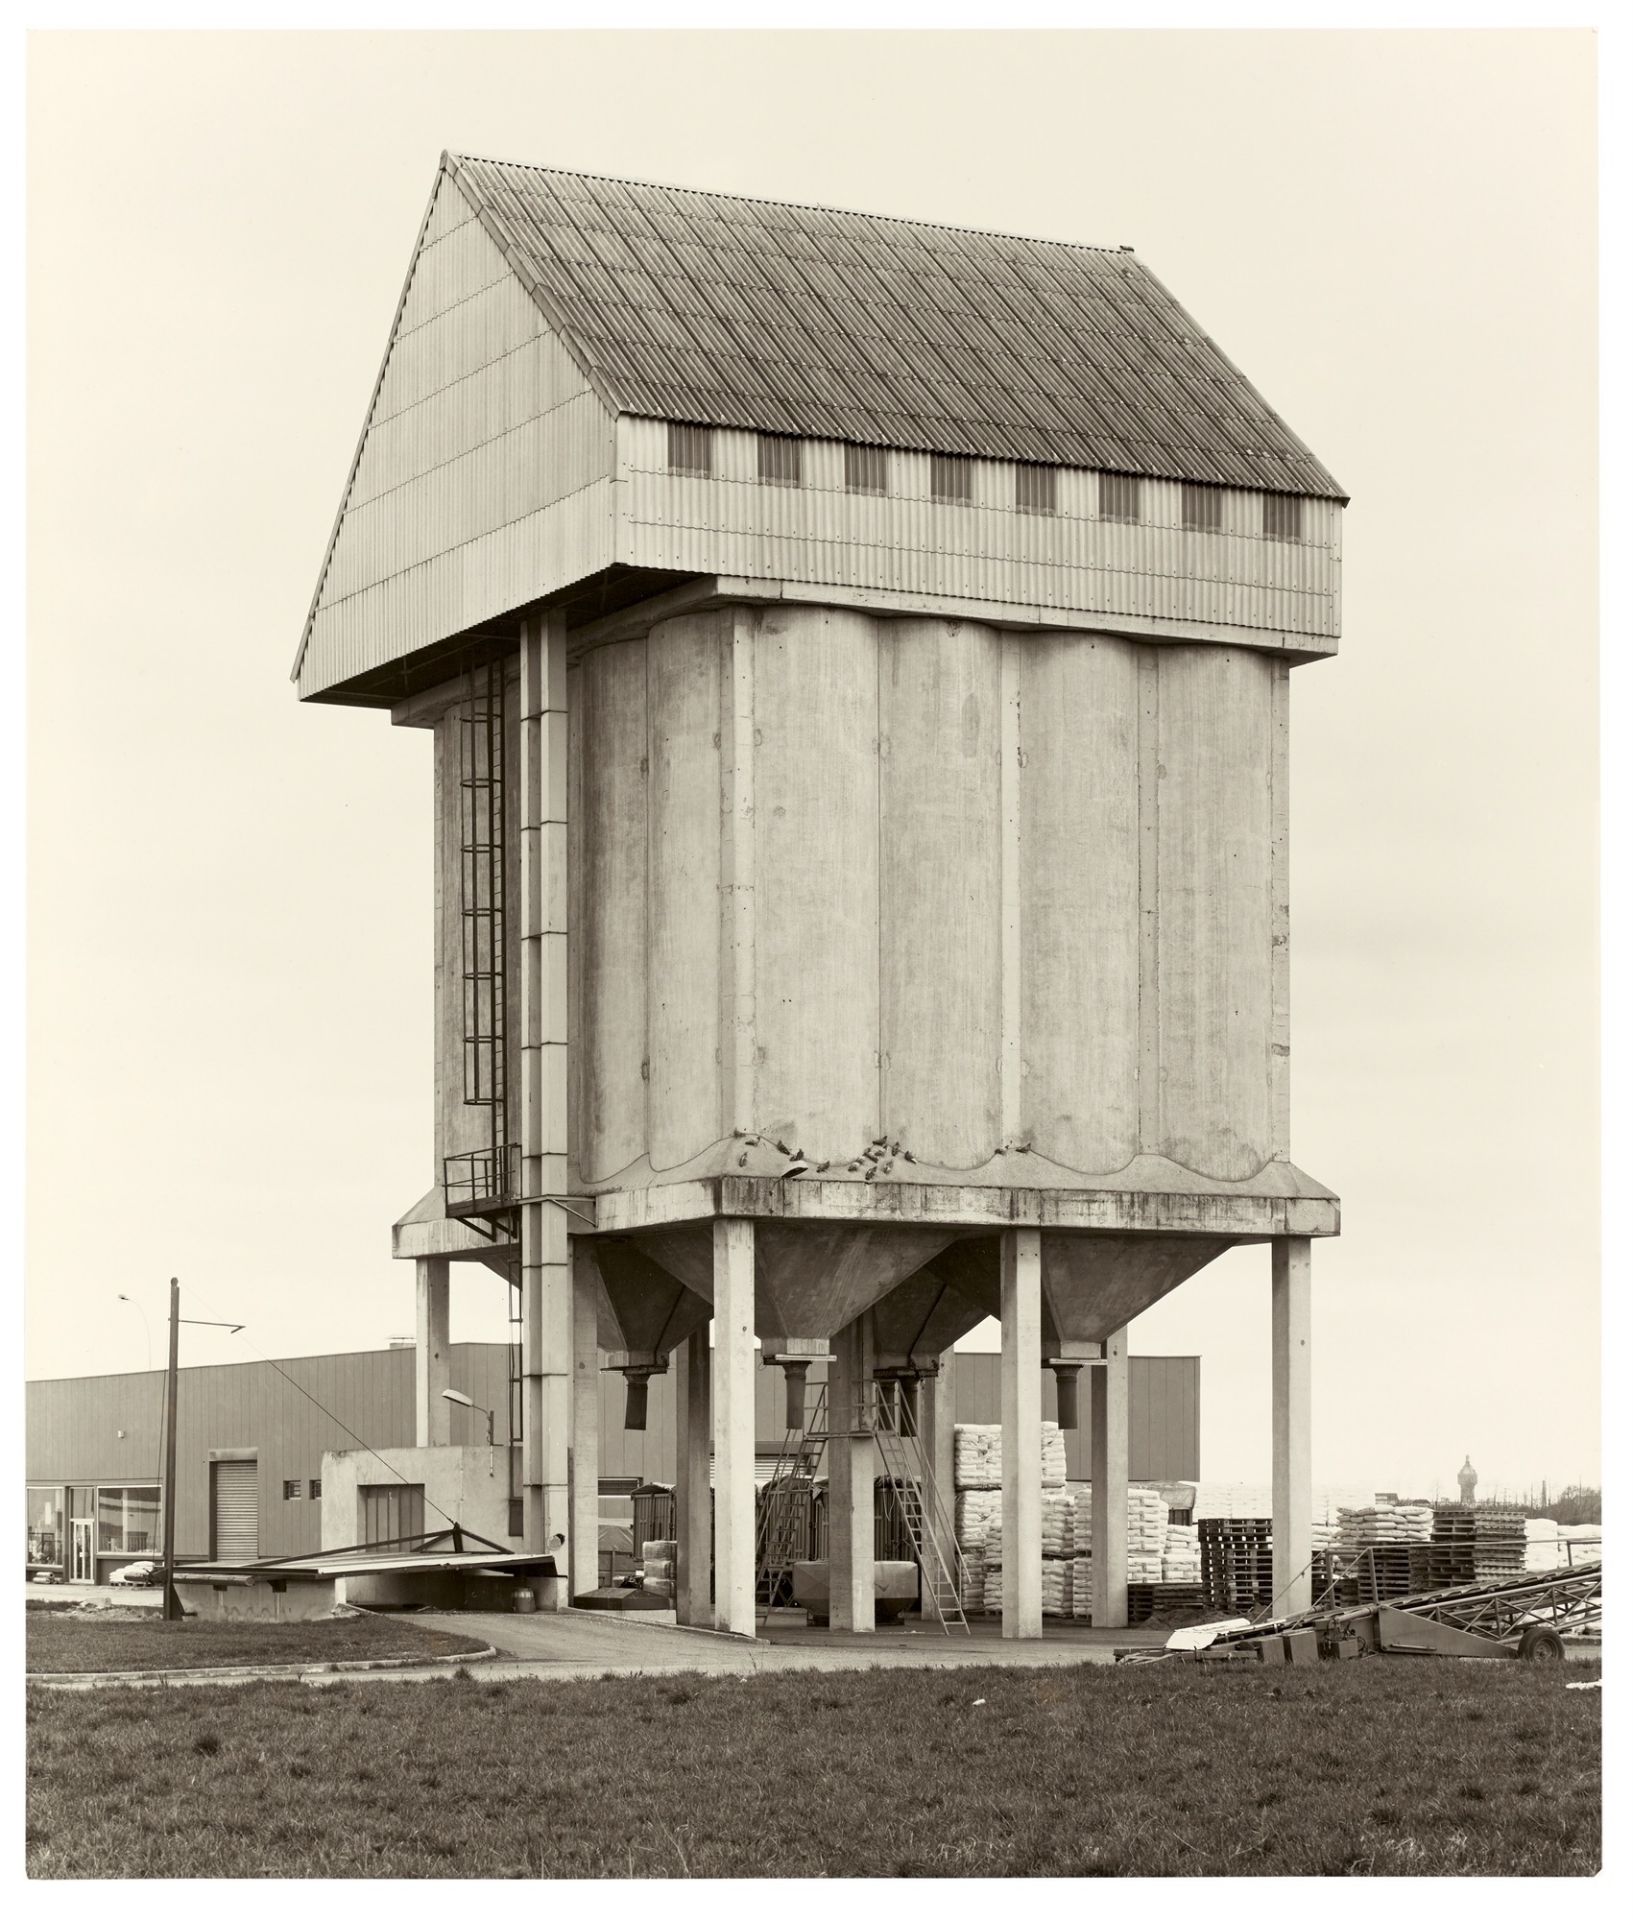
xmin=26 ymin=29 xmax=1599 ymax=1497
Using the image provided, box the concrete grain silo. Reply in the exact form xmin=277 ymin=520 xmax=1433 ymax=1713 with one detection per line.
xmin=295 ymin=153 xmax=1344 ymax=1638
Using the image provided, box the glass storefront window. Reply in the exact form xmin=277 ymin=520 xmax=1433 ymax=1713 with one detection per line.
xmin=28 ymin=1485 xmax=64 ymax=1567
xmin=96 ymin=1484 xmax=160 ymax=1555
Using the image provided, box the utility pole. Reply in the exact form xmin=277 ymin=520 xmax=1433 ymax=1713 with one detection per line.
xmin=162 ymin=1277 xmax=181 ymax=1621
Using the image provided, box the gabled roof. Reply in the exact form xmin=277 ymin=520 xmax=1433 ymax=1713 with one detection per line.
xmin=446 ymin=150 xmax=1344 ymax=501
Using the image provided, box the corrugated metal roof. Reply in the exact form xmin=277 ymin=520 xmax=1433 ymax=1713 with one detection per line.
xmin=446 ymin=152 xmax=1344 ymax=501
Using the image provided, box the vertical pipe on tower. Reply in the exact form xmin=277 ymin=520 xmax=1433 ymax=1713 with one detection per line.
xmin=520 ymin=610 xmax=571 ymax=1572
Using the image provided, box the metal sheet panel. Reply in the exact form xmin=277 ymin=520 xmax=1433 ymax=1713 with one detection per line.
xmin=620 ymin=443 xmax=1338 ymax=642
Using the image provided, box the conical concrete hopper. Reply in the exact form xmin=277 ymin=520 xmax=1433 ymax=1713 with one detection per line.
xmin=872 ymin=1237 xmax=1001 ymax=1372
xmin=752 ymin=1223 xmax=961 ymax=1426
xmin=582 ymin=1237 xmax=713 ymax=1430
xmin=1040 ymin=1232 xmax=1232 ymax=1427
xmin=623 ymin=1220 xmax=960 ymax=1429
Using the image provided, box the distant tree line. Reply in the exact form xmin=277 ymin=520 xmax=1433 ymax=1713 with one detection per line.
xmin=1471 ymin=1485 xmax=1600 ymax=1522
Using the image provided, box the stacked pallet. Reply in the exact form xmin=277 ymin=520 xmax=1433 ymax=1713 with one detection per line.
xmin=1429 ymin=1505 xmax=1479 ymax=1587
xmin=1472 ymin=1508 xmax=1528 ymax=1582
xmin=1199 ymin=1517 xmax=1274 ymax=1613
xmin=1127 ymin=1583 xmax=1208 ymax=1627
xmin=641 ymin=1538 xmax=676 ymax=1601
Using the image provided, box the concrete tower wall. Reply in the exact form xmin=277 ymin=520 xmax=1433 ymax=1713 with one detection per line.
xmin=567 ymin=603 xmax=1287 ymax=1191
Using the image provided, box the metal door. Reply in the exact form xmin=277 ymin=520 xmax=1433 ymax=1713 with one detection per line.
xmin=361 ymin=1483 xmax=425 ymax=1551
xmin=69 ymin=1519 xmax=94 ymax=1583
xmin=212 ymin=1460 xmax=259 ymax=1560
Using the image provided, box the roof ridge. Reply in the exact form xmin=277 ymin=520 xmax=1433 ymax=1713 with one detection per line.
xmin=445 ymin=149 xmax=1135 ymax=261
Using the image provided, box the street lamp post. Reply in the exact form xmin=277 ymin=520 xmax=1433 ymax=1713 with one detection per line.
xmin=442 ymin=1388 xmax=497 ymax=1477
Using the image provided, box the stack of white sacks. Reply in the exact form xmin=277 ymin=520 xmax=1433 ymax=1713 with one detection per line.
xmin=1126 ymin=1485 xmax=1169 ymax=1584
xmin=1522 ymin=1517 xmax=1604 ymax=1572
xmin=953 ymin=1422 xmax=1068 ymax=1615
xmin=1332 ymin=1504 xmax=1433 ymax=1549
xmin=641 ymin=1538 xmax=676 ymax=1601
xmin=1161 ymin=1521 xmax=1203 ymax=1584
xmin=1071 ymin=1484 xmax=1096 ymax=1619
xmin=954 ymin=1491 xmax=1000 ymax=1608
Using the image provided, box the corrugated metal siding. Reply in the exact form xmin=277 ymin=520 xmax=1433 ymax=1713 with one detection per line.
xmin=25 ymin=1343 xmax=511 ymax=1563
xmin=447 ymin=153 xmax=1343 ymax=499
xmin=617 ymin=421 xmax=1339 ymax=639
xmin=25 ymin=1344 xmax=1197 ymax=1558
xmin=298 ymin=168 xmax=617 ymax=701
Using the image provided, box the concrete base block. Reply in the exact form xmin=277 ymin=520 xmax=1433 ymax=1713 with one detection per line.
xmin=793 ymin=1559 xmax=918 ymax=1624
xmin=173 ymin=1576 xmax=338 ymax=1623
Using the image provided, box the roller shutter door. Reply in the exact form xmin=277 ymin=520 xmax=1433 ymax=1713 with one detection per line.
xmin=213 ymin=1460 xmax=259 ymax=1560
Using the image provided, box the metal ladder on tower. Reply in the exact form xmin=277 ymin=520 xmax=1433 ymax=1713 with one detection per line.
xmin=869 ymin=1381 xmax=971 ymax=1635
xmin=755 ymin=1382 xmax=828 ymax=1623
xmin=443 ymin=653 xmax=515 ymax=1232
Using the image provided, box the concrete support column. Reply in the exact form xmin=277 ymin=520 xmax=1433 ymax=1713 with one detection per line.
xmin=1000 ymin=1228 xmax=1043 ymax=1640
xmin=916 ymin=1351 xmax=958 ymax=1615
xmin=712 ymin=1219 xmax=756 ymax=1636
xmin=674 ymin=1328 xmax=713 ymax=1626
xmin=829 ymin=1311 xmax=878 ymax=1634
xmin=1272 ymin=1237 xmax=1313 ymax=1616
xmin=1091 ymin=1325 xmax=1129 ymax=1629
xmin=414 ymin=1256 xmax=451 ymax=1447
xmin=519 ymin=609 xmax=570 ymax=1562
xmin=568 ymin=1241 xmax=600 ymax=1599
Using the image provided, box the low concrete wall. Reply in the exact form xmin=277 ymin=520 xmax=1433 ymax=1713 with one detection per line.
xmin=174 ymin=1575 xmax=336 ymax=1622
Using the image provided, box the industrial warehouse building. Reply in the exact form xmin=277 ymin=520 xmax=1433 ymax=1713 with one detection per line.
xmin=25 ymin=1345 xmax=1198 ymax=1585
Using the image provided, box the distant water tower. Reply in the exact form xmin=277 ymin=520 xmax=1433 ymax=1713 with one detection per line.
xmin=294 ymin=153 xmax=1348 ymax=1639
xmin=1458 ymin=1455 xmax=1479 ymax=1506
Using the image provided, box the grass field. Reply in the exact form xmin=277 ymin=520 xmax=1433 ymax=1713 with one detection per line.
xmin=26 ymin=1610 xmax=490 ymax=1675
xmin=27 ymin=1657 xmax=1599 ymax=1877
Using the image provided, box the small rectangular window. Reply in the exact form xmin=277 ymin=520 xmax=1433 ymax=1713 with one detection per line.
xmin=1182 ymin=483 xmax=1222 ymax=532
xmin=1016 ymin=466 xmax=1057 ymax=516
xmin=757 ymin=435 xmax=802 ymax=487
xmin=309 ymin=1479 xmax=322 ymax=1501
xmin=1262 ymin=493 xmax=1304 ymax=542
xmin=666 ymin=423 xmax=712 ymax=475
xmin=1098 ymin=472 xmax=1141 ymax=524
xmin=931 ymin=454 xmax=972 ymax=504
xmin=282 ymin=1479 xmax=302 ymax=1502
xmin=845 ymin=444 xmax=887 ymax=495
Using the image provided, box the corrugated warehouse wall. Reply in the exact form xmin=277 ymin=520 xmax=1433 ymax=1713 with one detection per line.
xmin=27 ymin=1347 xmax=1197 ymax=1563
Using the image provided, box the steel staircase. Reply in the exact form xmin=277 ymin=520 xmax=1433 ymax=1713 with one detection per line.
xmin=868 ymin=1381 xmax=970 ymax=1636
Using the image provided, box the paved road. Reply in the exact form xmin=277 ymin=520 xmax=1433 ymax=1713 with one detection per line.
xmin=300 ymin=1608 xmax=1169 ymax=1688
